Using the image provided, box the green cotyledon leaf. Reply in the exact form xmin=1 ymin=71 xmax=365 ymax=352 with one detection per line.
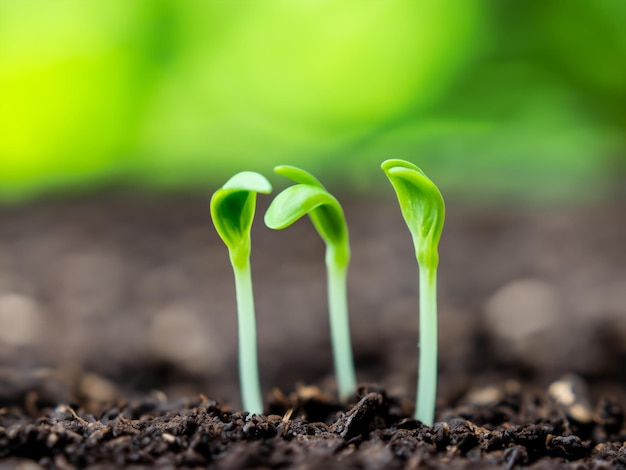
xmin=210 ymin=171 xmax=272 ymax=267
xmin=264 ymin=183 xmax=349 ymax=266
xmin=381 ymin=159 xmax=445 ymax=270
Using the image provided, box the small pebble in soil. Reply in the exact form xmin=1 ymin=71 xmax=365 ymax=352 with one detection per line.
xmin=548 ymin=374 xmax=593 ymax=424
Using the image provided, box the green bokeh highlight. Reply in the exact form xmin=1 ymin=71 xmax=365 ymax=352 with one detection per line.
xmin=1 ymin=0 xmax=624 ymax=204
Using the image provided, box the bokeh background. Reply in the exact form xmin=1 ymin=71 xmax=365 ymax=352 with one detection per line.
xmin=2 ymin=0 xmax=625 ymax=204
xmin=1 ymin=1 xmax=625 ymax=410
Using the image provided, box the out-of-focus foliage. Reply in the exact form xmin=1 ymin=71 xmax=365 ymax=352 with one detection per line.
xmin=1 ymin=0 xmax=624 ymax=204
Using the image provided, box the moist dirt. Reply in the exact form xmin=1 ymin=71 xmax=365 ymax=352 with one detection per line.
xmin=1 ymin=382 xmax=625 ymax=469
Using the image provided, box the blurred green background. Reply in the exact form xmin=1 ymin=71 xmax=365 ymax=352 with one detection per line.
xmin=1 ymin=0 xmax=625 ymax=205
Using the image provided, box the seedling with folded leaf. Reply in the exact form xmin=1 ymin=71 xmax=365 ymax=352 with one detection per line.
xmin=381 ymin=159 xmax=445 ymax=426
xmin=264 ymin=165 xmax=357 ymax=401
xmin=210 ymin=171 xmax=272 ymax=415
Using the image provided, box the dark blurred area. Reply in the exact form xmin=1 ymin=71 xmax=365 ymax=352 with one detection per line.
xmin=0 ymin=195 xmax=625 ymax=409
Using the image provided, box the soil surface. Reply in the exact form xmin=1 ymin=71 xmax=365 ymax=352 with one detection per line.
xmin=1 ymin=380 xmax=625 ymax=469
xmin=0 ymin=193 xmax=625 ymax=468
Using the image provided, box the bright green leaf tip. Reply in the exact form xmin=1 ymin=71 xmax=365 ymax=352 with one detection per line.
xmin=273 ymin=165 xmax=326 ymax=189
xmin=381 ymin=158 xmax=423 ymax=175
xmin=222 ymin=171 xmax=273 ymax=194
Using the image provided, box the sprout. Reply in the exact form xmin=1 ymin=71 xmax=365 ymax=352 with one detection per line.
xmin=381 ymin=159 xmax=445 ymax=425
xmin=210 ymin=171 xmax=272 ymax=415
xmin=265 ymin=166 xmax=356 ymax=401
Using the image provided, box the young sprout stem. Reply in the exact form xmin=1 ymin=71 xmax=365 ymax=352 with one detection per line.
xmin=210 ymin=171 xmax=271 ymax=415
xmin=232 ymin=260 xmax=263 ymax=416
xmin=326 ymin=246 xmax=356 ymax=401
xmin=417 ymin=264 xmax=437 ymax=425
xmin=265 ymin=168 xmax=358 ymax=401
xmin=381 ymin=159 xmax=444 ymax=426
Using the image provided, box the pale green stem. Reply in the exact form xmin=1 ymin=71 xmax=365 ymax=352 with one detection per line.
xmin=232 ymin=260 xmax=263 ymax=415
xmin=326 ymin=247 xmax=357 ymax=401
xmin=416 ymin=264 xmax=438 ymax=425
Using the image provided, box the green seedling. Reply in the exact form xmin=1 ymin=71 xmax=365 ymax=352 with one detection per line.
xmin=381 ymin=159 xmax=445 ymax=425
xmin=210 ymin=171 xmax=272 ymax=415
xmin=265 ymin=165 xmax=356 ymax=401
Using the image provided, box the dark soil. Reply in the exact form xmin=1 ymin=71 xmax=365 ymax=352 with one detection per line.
xmin=1 ymin=381 xmax=625 ymax=469
xmin=0 ymin=193 xmax=625 ymax=468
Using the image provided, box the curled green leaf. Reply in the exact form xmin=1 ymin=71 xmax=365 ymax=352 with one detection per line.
xmin=381 ymin=159 xmax=445 ymax=269
xmin=264 ymin=183 xmax=348 ymax=265
xmin=210 ymin=171 xmax=272 ymax=268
